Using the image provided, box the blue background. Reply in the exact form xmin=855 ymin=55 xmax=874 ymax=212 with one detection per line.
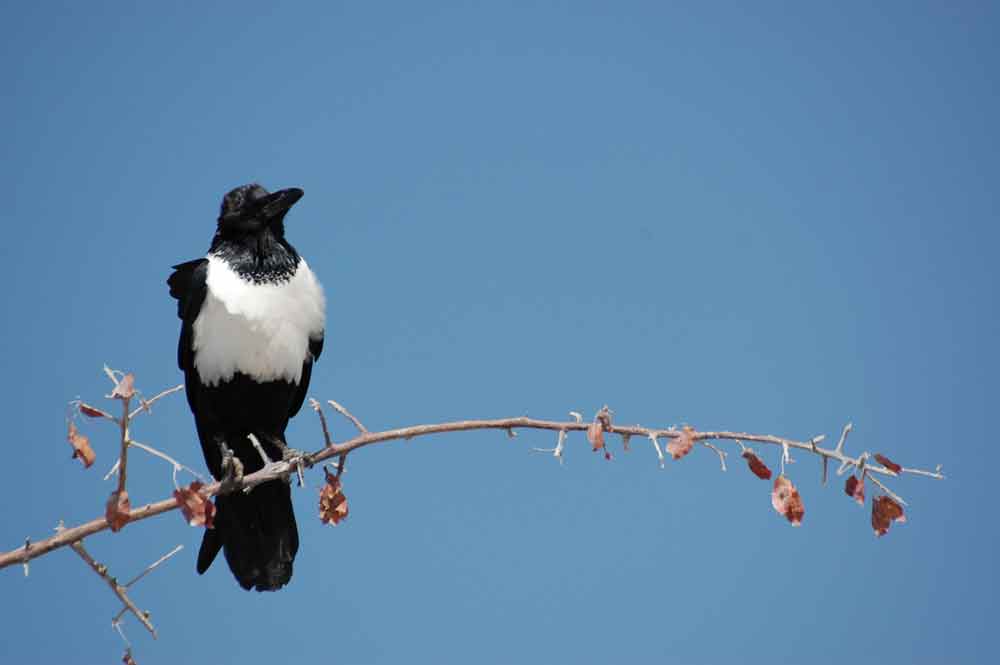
xmin=3 ymin=2 xmax=996 ymax=664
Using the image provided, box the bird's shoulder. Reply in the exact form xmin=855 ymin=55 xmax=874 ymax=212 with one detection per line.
xmin=167 ymin=258 xmax=209 ymax=321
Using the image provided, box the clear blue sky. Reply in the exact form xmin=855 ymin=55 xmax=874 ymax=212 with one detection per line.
xmin=3 ymin=2 xmax=997 ymax=664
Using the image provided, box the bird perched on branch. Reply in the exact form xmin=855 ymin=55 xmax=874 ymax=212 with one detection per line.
xmin=167 ymin=184 xmax=325 ymax=591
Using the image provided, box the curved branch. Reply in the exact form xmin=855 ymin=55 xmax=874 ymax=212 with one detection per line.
xmin=0 ymin=415 xmax=943 ymax=570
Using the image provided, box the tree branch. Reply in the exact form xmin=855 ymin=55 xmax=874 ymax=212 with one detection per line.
xmin=0 ymin=413 xmax=944 ymax=570
xmin=69 ymin=540 xmax=157 ymax=638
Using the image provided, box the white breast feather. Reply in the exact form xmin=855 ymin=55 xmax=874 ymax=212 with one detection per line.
xmin=192 ymin=255 xmax=326 ymax=386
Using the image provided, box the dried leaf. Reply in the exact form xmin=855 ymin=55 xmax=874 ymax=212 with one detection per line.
xmin=105 ymin=490 xmax=131 ymax=532
xmin=110 ymin=373 xmax=136 ymax=400
xmin=771 ymin=475 xmax=805 ymax=526
xmin=872 ymin=495 xmax=906 ymax=537
xmin=319 ymin=469 xmax=348 ymax=525
xmin=666 ymin=426 xmax=696 ymax=460
xmin=173 ymin=481 xmax=215 ymax=528
xmin=79 ymin=403 xmax=111 ymax=419
xmin=874 ymin=454 xmax=902 ymax=474
xmin=845 ymin=474 xmax=865 ymax=506
xmin=587 ymin=421 xmax=605 ymax=452
xmin=741 ymin=450 xmax=772 ymax=480
xmin=67 ymin=422 xmax=96 ymax=468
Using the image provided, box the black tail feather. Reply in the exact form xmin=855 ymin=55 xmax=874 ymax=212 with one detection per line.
xmin=197 ymin=480 xmax=299 ymax=592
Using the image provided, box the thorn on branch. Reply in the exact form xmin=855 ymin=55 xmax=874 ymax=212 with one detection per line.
xmin=247 ymin=433 xmax=272 ymax=466
xmin=836 ymin=423 xmax=853 ymax=454
xmin=648 ymin=434 xmax=665 ymax=469
xmin=531 ymin=429 xmax=568 ymax=464
xmin=703 ymin=442 xmax=727 ymax=471
xmin=867 ymin=473 xmax=907 ymax=507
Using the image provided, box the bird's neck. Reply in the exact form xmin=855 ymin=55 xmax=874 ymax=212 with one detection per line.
xmin=208 ymin=230 xmax=300 ymax=283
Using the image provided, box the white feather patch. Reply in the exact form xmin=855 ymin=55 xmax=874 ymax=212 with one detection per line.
xmin=192 ymin=255 xmax=326 ymax=386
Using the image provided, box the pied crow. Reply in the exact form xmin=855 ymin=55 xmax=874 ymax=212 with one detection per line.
xmin=168 ymin=184 xmax=325 ymax=591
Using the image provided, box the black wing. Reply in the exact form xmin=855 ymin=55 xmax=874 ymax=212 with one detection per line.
xmin=167 ymin=259 xmax=209 ymax=412
xmin=288 ymin=333 xmax=324 ymax=419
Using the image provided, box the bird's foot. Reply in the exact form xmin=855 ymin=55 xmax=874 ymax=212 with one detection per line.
xmin=281 ymin=446 xmax=310 ymax=465
xmin=262 ymin=433 xmax=310 ymax=468
xmin=219 ymin=451 xmax=244 ymax=494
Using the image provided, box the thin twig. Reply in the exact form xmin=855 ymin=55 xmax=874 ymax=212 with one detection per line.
xmin=69 ymin=541 xmax=157 ymax=639
xmin=868 ymin=473 xmax=907 ymax=506
xmin=703 ymin=442 xmax=727 ymax=471
xmin=648 ymin=433 xmax=665 ymax=469
xmin=122 ymin=545 xmax=183 ymax=589
xmin=128 ymin=384 xmax=184 ymax=420
xmin=128 ymin=439 xmax=204 ymax=489
xmin=116 ymin=397 xmax=130 ymax=496
xmin=310 ymin=398 xmax=335 ymax=448
xmin=836 ymin=423 xmax=853 ymax=453
xmin=327 ymin=400 xmax=368 ymax=433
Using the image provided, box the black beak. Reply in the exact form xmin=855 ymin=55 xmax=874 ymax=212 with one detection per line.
xmin=259 ymin=187 xmax=304 ymax=219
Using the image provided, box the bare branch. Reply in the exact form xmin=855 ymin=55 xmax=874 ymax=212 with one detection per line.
xmin=69 ymin=541 xmax=157 ymax=639
xmin=0 ymin=415 xmax=944 ymax=570
xmin=115 ymin=395 xmax=131 ymax=496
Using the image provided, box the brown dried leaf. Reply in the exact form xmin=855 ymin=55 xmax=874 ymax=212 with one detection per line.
xmin=105 ymin=490 xmax=131 ymax=532
xmin=67 ymin=422 xmax=96 ymax=468
xmin=587 ymin=421 xmax=605 ymax=452
xmin=79 ymin=403 xmax=111 ymax=419
xmin=666 ymin=426 xmax=696 ymax=460
xmin=872 ymin=495 xmax=906 ymax=537
xmin=845 ymin=474 xmax=865 ymax=506
xmin=771 ymin=475 xmax=805 ymax=526
xmin=110 ymin=373 xmax=136 ymax=400
xmin=741 ymin=450 xmax=772 ymax=480
xmin=173 ymin=481 xmax=215 ymax=528
xmin=319 ymin=469 xmax=349 ymax=525
xmin=874 ymin=454 xmax=902 ymax=475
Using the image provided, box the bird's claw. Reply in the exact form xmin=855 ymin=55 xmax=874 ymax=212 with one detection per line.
xmin=220 ymin=452 xmax=244 ymax=493
xmin=281 ymin=446 xmax=309 ymax=465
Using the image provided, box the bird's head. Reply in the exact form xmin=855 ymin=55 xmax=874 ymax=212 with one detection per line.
xmin=216 ymin=183 xmax=304 ymax=238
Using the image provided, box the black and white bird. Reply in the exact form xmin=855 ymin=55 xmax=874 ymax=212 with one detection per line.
xmin=168 ymin=184 xmax=325 ymax=591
